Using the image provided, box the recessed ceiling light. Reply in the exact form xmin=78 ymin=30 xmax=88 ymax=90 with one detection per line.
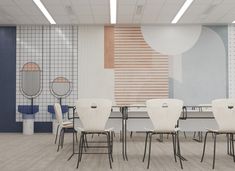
xmin=171 ymin=0 xmax=194 ymax=24
xmin=33 ymin=0 xmax=56 ymax=24
xmin=110 ymin=0 xmax=117 ymax=24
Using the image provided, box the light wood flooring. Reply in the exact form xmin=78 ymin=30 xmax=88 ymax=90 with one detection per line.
xmin=0 ymin=132 xmax=235 ymax=171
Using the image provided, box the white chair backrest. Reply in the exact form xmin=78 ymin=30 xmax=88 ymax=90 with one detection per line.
xmin=212 ymin=99 xmax=235 ymax=131
xmin=54 ymin=103 xmax=63 ymax=126
xmin=146 ymin=99 xmax=183 ymax=132
xmin=76 ymin=98 xmax=112 ymax=131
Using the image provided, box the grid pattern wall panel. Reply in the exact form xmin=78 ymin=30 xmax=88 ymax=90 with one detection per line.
xmin=114 ymin=27 xmax=169 ymax=105
xmin=16 ymin=26 xmax=78 ymax=122
xmin=228 ymin=25 xmax=235 ymax=98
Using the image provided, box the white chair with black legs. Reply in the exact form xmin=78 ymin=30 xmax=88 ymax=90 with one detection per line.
xmin=54 ymin=103 xmax=74 ymax=152
xmin=54 ymin=108 xmax=72 ymax=145
xmin=201 ymin=99 xmax=235 ymax=169
xmin=143 ymin=99 xmax=184 ymax=169
xmin=75 ymin=98 xmax=114 ymax=169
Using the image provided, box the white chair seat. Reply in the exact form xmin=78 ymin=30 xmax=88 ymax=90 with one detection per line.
xmin=63 ymin=121 xmax=72 ymax=125
xmin=75 ymin=127 xmax=114 ymax=133
xmin=206 ymin=128 xmax=235 ymax=133
xmin=62 ymin=123 xmax=73 ymax=128
xmin=145 ymin=127 xmax=180 ymax=133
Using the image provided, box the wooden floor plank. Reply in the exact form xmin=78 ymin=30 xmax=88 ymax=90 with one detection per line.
xmin=0 ymin=133 xmax=234 ymax=171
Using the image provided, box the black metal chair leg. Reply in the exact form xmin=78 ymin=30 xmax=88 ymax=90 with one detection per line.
xmin=111 ymin=131 xmax=114 ymax=162
xmin=212 ymin=133 xmax=217 ymax=169
xmin=143 ymin=132 xmax=149 ymax=162
xmin=231 ymin=134 xmax=235 ymax=162
xmin=172 ymin=133 xmax=177 ymax=162
xmin=76 ymin=132 xmax=84 ymax=168
xmin=230 ymin=134 xmax=233 ymax=155
xmin=81 ymin=133 xmax=86 ymax=162
xmin=110 ymin=150 xmax=114 ymax=162
xmin=130 ymin=131 xmax=133 ymax=138
xmin=61 ymin=128 xmax=65 ymax=148
xmin=56 ymin=130 xmax=61 ymax=152
xmin=54 ymin=125 xmax=59 ymax=144
xmin=201 ymin=132 xmax=209 ymax=162
xmin=124 ymin=121 xmax=128 ymax=161
xmin=174 ymin=133 xmax=178 ymax=162
xmin=79 ymin=133 xmax=83 ymax=162
xmin=107 ymin=132 xmax=112 ymax=169
xmin=75 ymin=131 xmax=78 ymax=143
xmin=109 ymin=132 xmax=114 ymax=164
xmin=81 ymin=134 xmax=86 ymax=152
xmin=176 ymin=132 xmax=183 ymax=169
xmin=183 ymin=132 xmax=187 ymax=139
xmin=85 ymin=134 xmax=89 ymax=148
xmin=147 ymin=133 xmax=153 ymax=169
xmin=81 ymin=133 xmax=86 ymax=155
xmin=227 ymin=134 xmax=230 ymax=155
xmin=57 ymin=128 xmax=63 ymax=152
xmin=199 ymin=132 xmax=203 ymax=142
xmin=82 ymin=134 xmax=88 ymax=152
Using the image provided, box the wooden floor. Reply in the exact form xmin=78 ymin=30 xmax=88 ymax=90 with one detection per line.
xmin=0 ymin=133 xmax=235 ymax=171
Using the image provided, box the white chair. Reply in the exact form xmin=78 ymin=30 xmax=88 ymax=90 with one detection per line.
xmin=54 ymin=103 xmax=73 ymax=152
xmin=143 ymin=99 xmax=184 ymax=169
xmin=75 ymin=98 xmax=114 ymax=169
xmin=201 ymin=99 xmax=235 ymax=169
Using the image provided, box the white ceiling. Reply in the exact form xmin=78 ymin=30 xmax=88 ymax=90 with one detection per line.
xmin=1 ymin=0 xmax=235 ymax=25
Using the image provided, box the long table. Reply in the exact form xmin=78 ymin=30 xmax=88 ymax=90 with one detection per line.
xmin=67 ymin=105 xmax=217 ymax=161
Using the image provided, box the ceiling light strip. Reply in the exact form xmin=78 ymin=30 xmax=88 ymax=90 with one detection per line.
xmin=33 ymin=0 xmax=56 ymax=24
xmin=171 ymin=0 xmax=194 ymax=24
xmin=110 ymin=0 xmax=117 ymax=24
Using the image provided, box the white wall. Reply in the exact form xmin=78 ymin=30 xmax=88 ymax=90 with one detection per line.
xmin=76 ymin=25 xmax=226 ymax=133
xmin=78 ymin=26 xmax=114 ymax=101
xmin=229 ymin=25 xmax=235 ymax=98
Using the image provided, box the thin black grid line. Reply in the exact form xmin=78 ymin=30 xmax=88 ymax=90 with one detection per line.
xmin=16 ymin=26 xmax=79 ymax=122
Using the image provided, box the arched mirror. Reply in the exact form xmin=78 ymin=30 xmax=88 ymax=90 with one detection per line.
xmin=50 ymin=76 xmax=71 ymax=99
xmin=20 ymin=62 xmax=41 ymax=98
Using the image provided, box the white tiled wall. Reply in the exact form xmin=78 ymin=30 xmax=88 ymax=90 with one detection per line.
xmin=16 ymin=26 xmax=78 ymax=122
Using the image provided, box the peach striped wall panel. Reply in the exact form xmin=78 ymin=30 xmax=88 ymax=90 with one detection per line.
xmin=104 ymin=26 xmax=114 ymax=68
xmin=114 ymin=27 xmax=169 ymax=105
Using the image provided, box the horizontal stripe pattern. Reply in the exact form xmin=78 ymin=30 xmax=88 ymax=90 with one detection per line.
xmin=114 ymin=27 xmax=169 ymax=105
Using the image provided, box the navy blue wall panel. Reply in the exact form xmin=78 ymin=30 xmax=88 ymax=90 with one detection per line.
xmin=0 ymin=27 xmax=52 ymax=132
xmin=34 ymin=122 xmax=52 ymax=133
xmin=0 ymin=27 xmax=22 ymax=132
